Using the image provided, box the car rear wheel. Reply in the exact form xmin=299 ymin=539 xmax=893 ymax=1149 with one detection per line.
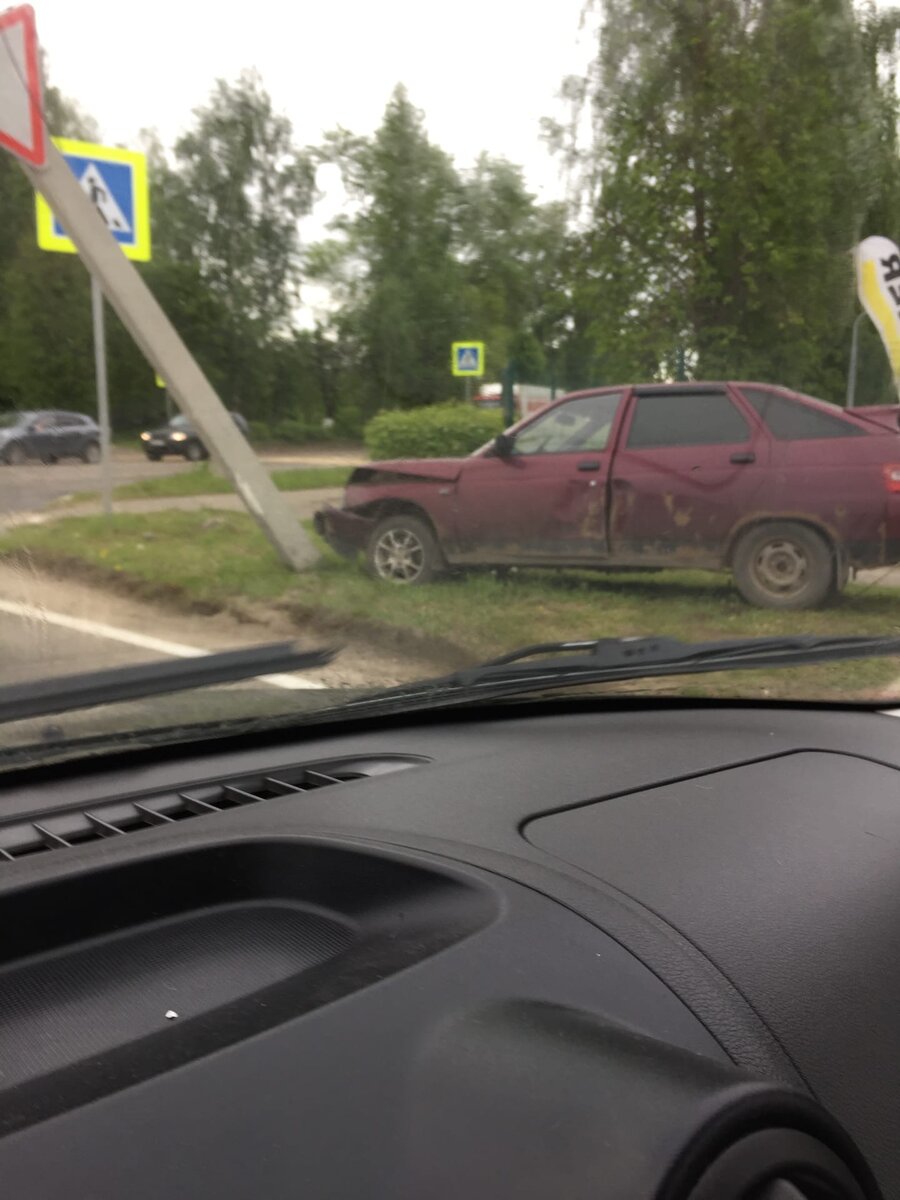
xmin=3 ymin=442 xmax=25 ymax=466
xmin=185 ymin=440 xmax=207 ymax=462
xmin=81 ymin=441 xmax=101 ymax=464
xmin=366 ymin=514 xmax=443 ymax=584
xmin=732 ymin=521 xmax=835 ymax=610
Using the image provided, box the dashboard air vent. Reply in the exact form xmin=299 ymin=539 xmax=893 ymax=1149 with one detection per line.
xmin=0 ymin=755 xmax=427 ymax=862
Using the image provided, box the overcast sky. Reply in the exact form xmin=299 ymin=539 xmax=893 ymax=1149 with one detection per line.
xmin=33 ymin=0 xmax=593 ymax=201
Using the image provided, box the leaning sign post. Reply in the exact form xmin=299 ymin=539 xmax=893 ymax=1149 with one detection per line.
xmin=36 ymin=137 xmax=152 ymax=515
xmin=0 ymin=5 xmax=318 ymax=570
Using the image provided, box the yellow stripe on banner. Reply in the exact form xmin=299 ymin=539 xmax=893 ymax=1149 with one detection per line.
xmin=861 ymin=259 xmax=900 ymax=377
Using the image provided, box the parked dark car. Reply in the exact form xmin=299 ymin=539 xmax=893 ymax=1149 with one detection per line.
xmin=139 ymin=412 xmax=249 ymax=462
xmin=315 ymin=381 xmax=900 ymax=609
xmin=0 ymin=410 xmax=101 ymax=465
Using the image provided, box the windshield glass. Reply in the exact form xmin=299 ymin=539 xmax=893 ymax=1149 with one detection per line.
xmin=3 ymin=0 xmax=900 ymax=759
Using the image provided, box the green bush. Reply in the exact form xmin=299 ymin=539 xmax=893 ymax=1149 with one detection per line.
xmin=247 ymin=419 xmax=272 ymax=442
xmin=333 ymin=404 xmax=364 ymax=439
xmin=271 ymin=418 xmax=329 ymax=444
xmin=364 ymin=404 xmax=504 ymax=460
xmin=271 ymin=418 xmax=307 ymax=443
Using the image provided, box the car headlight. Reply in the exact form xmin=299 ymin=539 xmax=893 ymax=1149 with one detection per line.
xmin=140 ymin=432 xmax=151 ymax=441
xmin=170 ymin=431 xmax=187 ymax=442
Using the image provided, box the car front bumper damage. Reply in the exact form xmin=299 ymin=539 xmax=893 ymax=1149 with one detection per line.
xmin=314 ymin=505 xmax=375 ymax=559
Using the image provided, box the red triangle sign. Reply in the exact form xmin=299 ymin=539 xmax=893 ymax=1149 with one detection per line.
xmin=0 ymin=5 xmax=45 ymax=166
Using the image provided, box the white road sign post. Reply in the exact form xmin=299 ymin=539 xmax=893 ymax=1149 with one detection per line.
xmin=0 ymin=6 xmax=317 ymax=570
xmin=90 ymin=276 xmax=111 ymax=513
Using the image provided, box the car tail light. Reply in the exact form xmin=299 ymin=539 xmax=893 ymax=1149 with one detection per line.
xmin=883 ymin=464 xmax=900 ymax=493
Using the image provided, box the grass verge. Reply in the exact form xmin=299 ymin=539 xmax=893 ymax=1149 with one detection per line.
xmin=61 ymin=464 xmax=351 ymax=507
xmin=3 ymin=508 xmax=900 ymax=700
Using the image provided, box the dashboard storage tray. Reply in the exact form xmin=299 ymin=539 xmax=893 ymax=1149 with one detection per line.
xmin=0 ymin=838 xmax=494 ymax=1131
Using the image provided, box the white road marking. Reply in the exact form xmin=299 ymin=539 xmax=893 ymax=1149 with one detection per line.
xmin=0 ymin=598 xmax=324 ymax=690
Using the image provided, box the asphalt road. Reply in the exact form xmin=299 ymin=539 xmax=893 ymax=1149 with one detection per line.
xmin=0 ymin=452 xmax=193 ymax=516
xmin=0 ymin=562 xmax=334 ymax=751
xmin=0 ymin=446 xmax=357 ymax=518
xmin=0 ymin=601 xmax=151 ymax=686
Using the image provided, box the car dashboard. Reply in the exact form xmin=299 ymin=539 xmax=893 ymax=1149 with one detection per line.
xmin=0 ymin=701 xmax=896 ymax=1199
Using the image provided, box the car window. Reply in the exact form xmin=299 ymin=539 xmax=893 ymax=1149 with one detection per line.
xmin=626 ymin=390 xmax=750 ymax=449
xmin=740 ymin=388 xmax=864 ymax=440
xmin=169 ymin=415 xmax=191 ymax=430
xmin=513 ymin=393 xmax=623 ymax=456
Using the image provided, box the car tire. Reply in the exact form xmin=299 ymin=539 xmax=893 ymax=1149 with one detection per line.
xmin=732 ymin=521 xmax=835 ymax=610
xmin=366 ymin=514 xmax=443 ymax=585
xmin=185 ymin=440 xmax=207 ymax=462
xmin=40 ymin=453 xmax=58 ymax=465
xmin=3 ymin=442 xmax=25 ymax=466
xmin=146 ymin=452 xmax=163 ymax=462
xmin=81 ymin=441 xmax=101 ymax=464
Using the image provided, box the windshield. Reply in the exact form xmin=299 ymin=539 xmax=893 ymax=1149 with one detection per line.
xmin=3 ymin=0 xmax=900 ymax=759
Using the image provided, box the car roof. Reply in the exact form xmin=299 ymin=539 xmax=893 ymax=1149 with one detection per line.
xmin=558 ymin=380 xmax=849 ymax=414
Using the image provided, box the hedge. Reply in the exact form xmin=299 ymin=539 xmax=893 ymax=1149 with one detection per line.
xmin=364 ymin=404 xmax=504 ymax=460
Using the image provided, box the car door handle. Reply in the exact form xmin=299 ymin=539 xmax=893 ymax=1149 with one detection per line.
xmin=730 ymin=451 xmax=756 ymax=464
xmin=576 ymin=459 xmax=601 ymax=472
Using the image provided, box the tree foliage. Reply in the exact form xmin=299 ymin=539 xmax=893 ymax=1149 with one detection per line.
xmin=4 ymin=14 xmax=900 ymax=434
xmin=308 ymin=86 xmax=570 ymax=413
xmin=547 ymin=0 xmax=900 ymax=401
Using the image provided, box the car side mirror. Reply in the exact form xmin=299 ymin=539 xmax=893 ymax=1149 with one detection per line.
xmin=493 ymin=432 xmax=515 ymax=457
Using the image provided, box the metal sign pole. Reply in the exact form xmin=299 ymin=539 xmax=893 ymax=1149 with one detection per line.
xmin=90 ymin=275 xmax=112 ymax=515
xmin=846 ymin=311 xmax=864 ymax=409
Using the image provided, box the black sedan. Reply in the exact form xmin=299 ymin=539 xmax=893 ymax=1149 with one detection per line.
xmin=139 ymin=412 xmax=249 ymax=462
xmin=0 ymin=410 xmax=101 ymax=465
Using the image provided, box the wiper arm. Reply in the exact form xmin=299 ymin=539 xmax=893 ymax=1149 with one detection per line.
xmin=0 ymin=642 xmax=336 ymax=725
xmin=453 ymin=634 xmax=900 ymax=682
xmin=334 ymin=634 xmax=900 ymax=715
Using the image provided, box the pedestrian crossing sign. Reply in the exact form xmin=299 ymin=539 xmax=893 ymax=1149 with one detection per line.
xmin=35 ymin=138 xmax=151 ymax=261
xmin=452 ymin=341 xmax=485 ymax=377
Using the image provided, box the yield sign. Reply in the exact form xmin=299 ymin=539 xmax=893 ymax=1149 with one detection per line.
xmin=0 ymin=5 xmax=45 ymax=167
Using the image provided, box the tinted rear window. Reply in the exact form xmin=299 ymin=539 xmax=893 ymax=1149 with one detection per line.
xmin=741 ymin=388 xmax=864 ymax=439
xmin=627 ymin=390 xmax=750 ymax=449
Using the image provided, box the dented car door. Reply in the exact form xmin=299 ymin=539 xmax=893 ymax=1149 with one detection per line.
xmin=453 ymin=391 xmax=625 ymax=562
xmin=609 ymin=385 xmax=770 ymax=566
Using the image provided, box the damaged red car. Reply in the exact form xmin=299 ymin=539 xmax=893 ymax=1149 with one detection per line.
xmin=314 ymin=382 xmax=900 ymax=609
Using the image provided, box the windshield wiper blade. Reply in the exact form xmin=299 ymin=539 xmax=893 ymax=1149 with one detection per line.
xmin=333 ymin=634 xmax=900 ymax=715
xmin=0 ymin=642 xmax=337 ymax=725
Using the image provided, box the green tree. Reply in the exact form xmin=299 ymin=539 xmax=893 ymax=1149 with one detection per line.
xmin=152 ymin=71 xmax=316 ymax=410
xmin=310 ymin=88 xmax=573 ymax=411
xmin=458 ymin=155 xmax=568 ymax=382
xmin=549 ymin=0 xmax=900 ymax=399
xmin=0 ymin=82 xmax=100 ymax=409
xmin=312 ymin=86 xmax=467 ymax=411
